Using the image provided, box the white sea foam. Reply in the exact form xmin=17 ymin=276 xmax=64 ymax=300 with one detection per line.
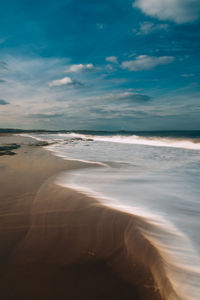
xmin=57 ymin=132 xmax=200 ymax=150
xmin=18 ymin=132 xmax=200 ymax=150
xmin=57 ymin=173 xmax=200 ymax=300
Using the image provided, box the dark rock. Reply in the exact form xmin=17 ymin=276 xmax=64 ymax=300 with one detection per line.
xmin=29 ymin=141 xmax=55 ymax=147
xmin=0 ymin=144 xmax=20 ymax=156
xmin=0 ymin=143 xmax=21 ymax=151
xmin=0 ymin=150 xmax=16 ymax=156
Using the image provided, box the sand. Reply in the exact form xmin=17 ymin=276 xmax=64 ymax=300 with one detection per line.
xmin=0 ymin=135 xmax=171 ymax=300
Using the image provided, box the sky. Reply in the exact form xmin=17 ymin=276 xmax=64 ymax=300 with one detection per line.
xmin=0 ymin=0 xmax=200 ymax=131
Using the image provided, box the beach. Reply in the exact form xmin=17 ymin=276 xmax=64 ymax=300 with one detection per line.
xmin=1 ymin=0 xmax=200 ymax=298
xmin=0 ymin=134 xmax=169 ymax=300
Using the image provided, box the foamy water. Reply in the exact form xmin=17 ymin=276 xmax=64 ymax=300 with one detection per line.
xmin=20 ymin=132 xmax=200 ymax=300
xmin=59 ymin=132 xmax=200 ymax=150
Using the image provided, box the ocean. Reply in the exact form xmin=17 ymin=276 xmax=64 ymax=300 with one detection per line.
xmin=21 ymin=131 xmax=200 ymax=300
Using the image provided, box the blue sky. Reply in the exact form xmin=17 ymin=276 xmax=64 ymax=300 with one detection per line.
xmin=0 ymin=0 xmax=200 ymax=130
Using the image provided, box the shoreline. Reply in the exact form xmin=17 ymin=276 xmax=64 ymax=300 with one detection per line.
xmin=0 ymin=135 xmax=178 ymax=300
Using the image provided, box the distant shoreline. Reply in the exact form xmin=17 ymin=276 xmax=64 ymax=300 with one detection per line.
xmin=1 ymin=128 xmax=200 ymax=139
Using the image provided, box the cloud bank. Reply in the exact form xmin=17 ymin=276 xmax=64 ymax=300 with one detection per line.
xmin=121 ymin=55 xmax=174 ymax=71
xmin=133 ymin=0 xmax=200 ymax=24
xmin=94 ymin=91 xmax=151 ymax=103
xmin=0 ymin=99 xmax=9 ymax=105
xmin=28 ymin=113 xmax=64 ymax=119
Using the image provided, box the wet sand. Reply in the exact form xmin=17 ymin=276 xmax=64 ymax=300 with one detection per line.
xmin=0 ymin=135 xmax=171 ymax=300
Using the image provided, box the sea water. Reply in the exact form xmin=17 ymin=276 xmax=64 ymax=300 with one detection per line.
xmin=22 ymin=131 xmax=200 ymax=299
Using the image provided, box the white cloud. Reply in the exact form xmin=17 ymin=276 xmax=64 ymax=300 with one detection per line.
xmin=133 ymin=0 xmax=200 ymax=24
xmin=106 ymin=56 xmax=118 ymax=64
xmin=134 ymin=22 xmax=169 ymax=35
xmin=121 ymin=55 xmax=174 ymax=71
xmin=48 ymin=77 xmax=73 ymax=87
xmin=67 ymin=63 xmax=94 ymax=72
